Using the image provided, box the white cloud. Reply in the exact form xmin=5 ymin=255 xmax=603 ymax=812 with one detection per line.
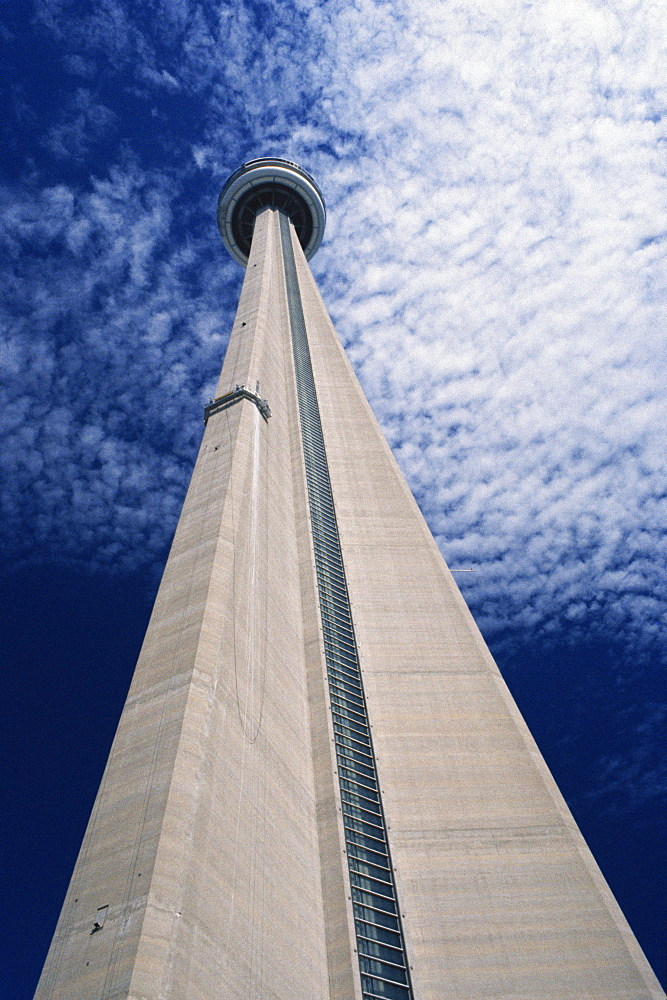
xmin=0 ymin=161 xmax=239 ymax=573
xmin=285 ymin=0 xmax=667 ymax=663
xmin=3 ymin=0 xmax=664 ymax=671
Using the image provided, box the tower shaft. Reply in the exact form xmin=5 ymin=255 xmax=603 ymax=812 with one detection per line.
xmin=35 ymin=206 xmax=663 ymax=1000
xmin=36 ymin=208 xmax=332 ymax=999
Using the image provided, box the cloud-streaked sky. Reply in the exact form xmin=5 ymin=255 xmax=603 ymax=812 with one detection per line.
xmin=1 ymin=0 xmax=665 ymax=993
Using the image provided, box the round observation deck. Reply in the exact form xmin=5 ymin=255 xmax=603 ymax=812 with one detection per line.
xmin=217 ymin=158 xmax=326 ymax=266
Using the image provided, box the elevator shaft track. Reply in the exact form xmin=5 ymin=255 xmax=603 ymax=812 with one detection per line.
xmin=280 ymin=212 xmax=413 ymax=1000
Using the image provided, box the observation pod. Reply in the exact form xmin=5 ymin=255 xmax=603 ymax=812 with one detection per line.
xmin=217 ymin=157 xmax=326 ymax=266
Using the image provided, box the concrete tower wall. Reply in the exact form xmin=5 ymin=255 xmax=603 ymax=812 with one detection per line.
xmin=290 ymin=222 xmax=663 ymax=1000
xmin=35 ymin=198 xmax=664 ymax=1000
xmin=35 ymin=209 xmax=331 ymax=1000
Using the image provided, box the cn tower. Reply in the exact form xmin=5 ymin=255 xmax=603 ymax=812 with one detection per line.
xmin=35 ymin=159 xmax=663 ymax=1000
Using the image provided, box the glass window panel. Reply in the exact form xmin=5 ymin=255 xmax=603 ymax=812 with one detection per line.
xmin=348 ymin=856 xmax=393 ymax=883
xmin=338 ymin=766 xmax=377 ymax=791
xmin=359 ymin=957 xmax=408 ymax=985
xmin=341 ymin=790 xmax=382 ymax=816
xmin=361 ymin=976 xmax=411 ymax=1000
xmin=330 ymin=694 xmax=366 ymax=719
xmin=350 ymin=871 xmax=396 ymax=899
xmin=336 ymin=750 xmax=376 ymax=778
xmin=282 ymin=212 xmax=411 ymax=998
xmin=333 ymin=725 xmax=372 ymax=749
xmin=342 ymin=802 xmax=384 ymax=829
xmin=333 ymin=713 xmax=369 ymax=737
xmin=344 ymin=787 xmax=381 ymax=807
xmin=352 ymin=903 xmax=400 ymax=932
xmin=347 ymin=842 xmax=390 ymax=869
xmin=343 ymin=816 xmax=388 ymax=843
xmin=329 ymin=679 xmax=365 ymax=703
xmin=334 ymin=740 xmax=374 ymax=767
xmin=355 ymin=921 xmax=403 ymax=950
xmin=351 ymin=887 xmax=397 ymax=914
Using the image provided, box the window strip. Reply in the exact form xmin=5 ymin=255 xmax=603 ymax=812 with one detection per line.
xmin=280 ymin=213 xmax=412 ymax=1000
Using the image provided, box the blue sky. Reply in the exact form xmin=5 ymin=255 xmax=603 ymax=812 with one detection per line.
xmin=1 ymin=0 xmax=665 ymax=994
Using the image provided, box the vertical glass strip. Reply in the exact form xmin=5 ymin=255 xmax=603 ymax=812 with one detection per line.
xmin=279 ymin=213 xmax=413 ymax=1000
